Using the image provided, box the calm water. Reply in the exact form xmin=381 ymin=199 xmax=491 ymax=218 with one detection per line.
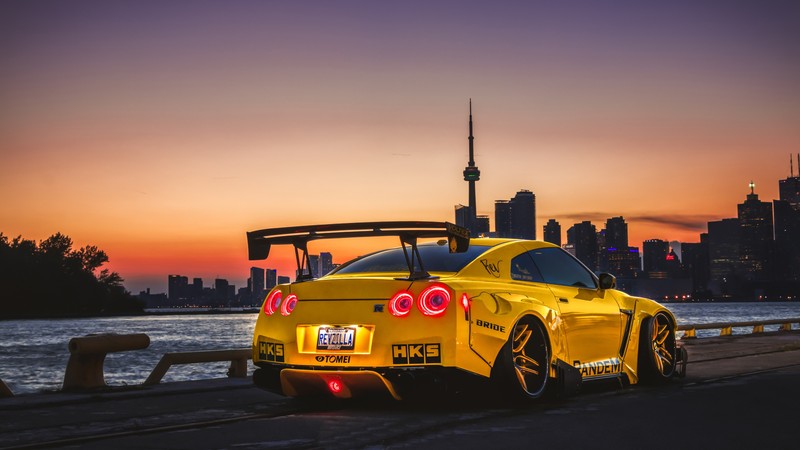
xmin=2 ymin=302 xmax=799 ymax=395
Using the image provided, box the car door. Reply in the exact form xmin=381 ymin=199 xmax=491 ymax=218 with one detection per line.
xmin=526 ymin=247 xmax=622 ymax=375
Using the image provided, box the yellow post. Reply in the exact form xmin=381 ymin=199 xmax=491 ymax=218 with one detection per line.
xmin=780 ymin=323 xmax=792 ymax=332
xmin=720 ymin=326 xmax=732 ymax=336
xmin=681 ymin=328 xmax=697 ymax=339
xmin=62 ymin=333 xmax=150 ymax=391
xmin=752 ymin=324 xmax=764 ymax=333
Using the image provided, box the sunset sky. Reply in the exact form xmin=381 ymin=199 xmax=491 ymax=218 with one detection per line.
xmin=2 ymin=1 xmax=799 ymax=294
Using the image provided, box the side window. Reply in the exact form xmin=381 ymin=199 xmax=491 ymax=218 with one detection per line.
xmin=529 ymin=247 xmax=597 ymax=288
xmin=511 ymin=252 xmax=545 ymax=283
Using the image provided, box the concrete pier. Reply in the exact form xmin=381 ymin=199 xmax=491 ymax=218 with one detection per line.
xmin=2 ymin=331 xmax=799 ymax=449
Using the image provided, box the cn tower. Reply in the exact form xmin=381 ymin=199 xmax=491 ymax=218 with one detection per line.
xmin=462 ymin=99 xmax=481 ymax=232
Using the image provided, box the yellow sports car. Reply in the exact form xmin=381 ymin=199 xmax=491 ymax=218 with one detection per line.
xmin=247 ymin=221 xmax=685 ymax=401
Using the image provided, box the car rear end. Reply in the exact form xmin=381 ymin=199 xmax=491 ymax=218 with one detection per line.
xmin=251 ymin=274 xmax=474 ymax=399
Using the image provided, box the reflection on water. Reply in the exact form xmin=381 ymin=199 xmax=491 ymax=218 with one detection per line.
xmin=667 ymin=302 xmax=800 ymax=325
xmin=666 ymin=302 xmax=800 ymax=338
xmin=1 ymin=302 xmax=799 ymax=394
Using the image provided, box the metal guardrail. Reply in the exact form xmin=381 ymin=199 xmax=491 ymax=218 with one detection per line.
xmin=678 ymin=318 xmax=800 ymax=338
xmin=144 ymin=348 xmax=251 ymax=385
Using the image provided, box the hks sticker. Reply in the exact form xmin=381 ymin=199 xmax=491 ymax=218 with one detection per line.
xmin=392 ymin=343 xmax=441 ymax=364
xmin=259 ymin=342 xmax=284 ymax=362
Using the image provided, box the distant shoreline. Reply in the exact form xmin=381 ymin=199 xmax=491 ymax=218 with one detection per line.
xmin=0 ymin=308 xmax=259 ymax=321
xmin=144 ymin=307 xmax=259 ymax=315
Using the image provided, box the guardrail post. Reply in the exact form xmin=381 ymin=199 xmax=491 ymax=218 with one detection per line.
xmin=752 ymin=324 xmax=764 ymax=333
xmin=0 ymin=378 xmax=13 ymax=398
xmin=144 ymin=349 xmax=251 ymax=385
xmin=681 ymin=328 xmax=697 ymax=339
xmin=720 ymin=326 xmax=733 ymax=336
xmin=63 ymin=333 xmax=150 ymax=391
xmin=780 ymin=323 xmax=793 ymax=332
xmin=228 ymin=357 xmax=248 ymax=378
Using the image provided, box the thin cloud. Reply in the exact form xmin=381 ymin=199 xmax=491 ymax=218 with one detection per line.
xmin=629 ymin=215 xmax=715 ymax=232
xmin=555 ymin=212 xmax=716 ymax=232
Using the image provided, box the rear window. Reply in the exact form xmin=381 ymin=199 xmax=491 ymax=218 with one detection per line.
xmin=332 ymin=243 xmax=493 ymax=275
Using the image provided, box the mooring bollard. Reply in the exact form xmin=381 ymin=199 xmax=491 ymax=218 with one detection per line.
xmin=62 ymin=333 xmax=150 ymax=391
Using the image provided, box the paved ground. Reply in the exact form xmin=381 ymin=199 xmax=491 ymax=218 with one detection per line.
xmin=2 ymin=332 xmax=799 ymax=449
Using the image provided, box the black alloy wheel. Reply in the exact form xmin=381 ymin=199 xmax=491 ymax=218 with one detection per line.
xmin=638 ymin=311 xmax=677 ymax=382
xmin=493 ymin=316 xmax=550 ymax=400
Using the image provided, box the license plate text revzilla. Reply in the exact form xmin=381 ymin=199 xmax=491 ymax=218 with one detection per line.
xmin=317 ymin=327 xmax=356 ymax=350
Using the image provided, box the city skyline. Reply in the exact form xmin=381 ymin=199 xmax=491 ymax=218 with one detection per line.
xmin=143 ymin=161 xmax=797 ymax=302
xmin=2 ymin=1 xmax=799 ymax=294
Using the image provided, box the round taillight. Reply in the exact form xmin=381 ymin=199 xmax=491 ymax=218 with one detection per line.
xmin=281 ymin=294 xmax=298 ymax=316
xmin=389 ymin=291 xmax=414 ymax=317
xmin=418 ymin=285 xmax=451 ymax=316
xmin=264 ymin=290 xmax=282 ymax=316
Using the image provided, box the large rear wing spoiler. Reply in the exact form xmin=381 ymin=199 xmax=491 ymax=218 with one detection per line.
xmin=246 ymin=221 xmax=471 ymax=281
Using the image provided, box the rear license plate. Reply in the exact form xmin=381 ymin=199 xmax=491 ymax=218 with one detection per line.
xmin=317 ymin=326 xmax=356 ymax=351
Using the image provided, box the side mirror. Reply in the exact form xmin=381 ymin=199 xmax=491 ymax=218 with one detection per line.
xmin=598 ymin=273 xmax=616 ymax=290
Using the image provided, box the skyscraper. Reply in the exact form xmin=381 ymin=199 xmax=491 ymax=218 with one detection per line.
xmin=778 ymin=153 xmax=800 ymax=204
xmin=168 ymin=275 xmax=189 ymax=301
xmin=643 ymin=239 xmax=669 ymax=275
xmin=266 ymin=269 xmax=277 ymax=289
xmin=250 ymin=267 xmax=265 ymax=298
xmin=493 ymin=191 xmax=535 ymax=239
xmin=567 ymin=221 xmax=597 ymax=270
xmin=320 ymin=252 xmax=334 ymax=276
xmin=707 ymin=218 xmax=740 ymax=296
xmin=494 ymin=200 xmax=512 ymax=238
xmin=737 ymin=182 xmax=773 ymax=281
xmin=190 ymin=278 xmax=203 ymax=299
xmin=510 ymin=190 xmax=536 ymax=239
xmin=214 ymin=278 xmax=231 ymax=305
xmin=454 ymin=204 xmax=471 ymax=232
xmin=474 ymin=215 xmax=490 ymax=235
xmin=774 ymin=155 xmax=800 ymax=281
xmin=456 ymin=100 xmax=481 ymax=234
xmin=308 ymin=254 xmax=320 ymax=278
xmin=681 ymin=235 xmax=710 ymax=295
xmin=605 ymin=217 xmax=628 ymax=250
xmin=543 ymin=219 xmax=561 ymax=246
xmin=601 ymin=217 xmax=639 ymax=278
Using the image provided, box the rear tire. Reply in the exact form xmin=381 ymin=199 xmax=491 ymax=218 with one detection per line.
xmin=492 ymin=316 xmax=550 ymax=401
xmin=638 ymin=311 xmax=677 ymax=383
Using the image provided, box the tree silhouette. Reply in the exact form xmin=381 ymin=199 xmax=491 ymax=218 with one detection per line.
xmin=0 ymin=232 xmax=143 ymax=319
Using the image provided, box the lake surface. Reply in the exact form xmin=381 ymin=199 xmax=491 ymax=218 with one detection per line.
xmin=2 ymin=302 xmax=799 ymax=395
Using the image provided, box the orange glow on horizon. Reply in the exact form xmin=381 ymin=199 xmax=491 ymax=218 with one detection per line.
xmin=3 ymin=2 xmax=798 ymax=294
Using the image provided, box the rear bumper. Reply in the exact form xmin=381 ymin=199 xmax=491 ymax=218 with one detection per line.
xmin=253 ymin=363 xmax=483 ymax=400
xmin=281 ymin=369 xmax=402 ymax=400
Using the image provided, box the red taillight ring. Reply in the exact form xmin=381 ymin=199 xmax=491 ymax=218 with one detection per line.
xmin=389 ymin=291 xmax=414 ymax=317
xmin=281 ymin=294 xmax=298 ymax=316
xmin=418 ymin=285 xmax=451 ymax=316
xmin=264 ymin=290 xmax=282 ymax=316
